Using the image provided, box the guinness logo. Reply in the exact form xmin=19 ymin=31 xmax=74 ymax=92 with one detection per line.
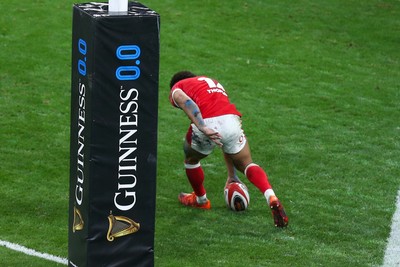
xmin=73 ymin=206 xmax=84 ymax=232
xmin=107 ymin=213 xmax=140 ymax=241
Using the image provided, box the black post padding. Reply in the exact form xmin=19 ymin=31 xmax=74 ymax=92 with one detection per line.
xmin=69 ymin=2 xmax=160 ymax=266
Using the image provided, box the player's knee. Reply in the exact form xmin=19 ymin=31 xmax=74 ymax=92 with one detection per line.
xmin=184 ymin=158 xmax=200 ymax=165
xmin=244 ymin=163 xmax=259 ymax=176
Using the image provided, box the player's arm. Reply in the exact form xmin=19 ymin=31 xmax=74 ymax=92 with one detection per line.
xmin=172 ymin=89 xmax=222 ymax=146
xmin=172 ymin=89 xmax=205 ymax=129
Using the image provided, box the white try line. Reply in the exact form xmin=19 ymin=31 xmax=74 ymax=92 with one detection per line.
xmin=0 ymin=239 xmax=68 ymax=265
xmin=382 ymin=188 xmax=400 ymax=267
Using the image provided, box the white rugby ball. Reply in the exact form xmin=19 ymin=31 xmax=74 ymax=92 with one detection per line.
xmin=224 ymin=182 xmax=250 ymax=211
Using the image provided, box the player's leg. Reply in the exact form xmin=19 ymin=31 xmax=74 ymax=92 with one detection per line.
xmin=183 ymin=139 xmax=208 ymax=199
xmin=218 ymin=115 xmax=273 ymax=194
xmin=178 ymin=127 xmax=212 ymax=209
xmin=228 ymin=142 xmax=272 ymax=193
xmin=228 ymin=142 xmax=288 ymax=227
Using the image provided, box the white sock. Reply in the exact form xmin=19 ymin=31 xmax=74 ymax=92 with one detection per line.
xmin=196 ymin=194 xmax=207 ymax=204
xmin=264 ymin=189 xmax=275 ymax=205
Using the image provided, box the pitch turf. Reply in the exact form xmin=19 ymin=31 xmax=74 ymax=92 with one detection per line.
xmin=0 ymin=0 xmax=399 ymax=266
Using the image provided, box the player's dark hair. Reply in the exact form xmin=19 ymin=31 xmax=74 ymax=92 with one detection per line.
xmin=170 ymin=71 xmax=196 ymax=89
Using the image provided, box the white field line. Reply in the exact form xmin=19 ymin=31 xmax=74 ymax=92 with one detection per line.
xmin=383 ymin=189 xmax=400 ymax=267
xmin=0 ymin=239 xmax=68 ymax=265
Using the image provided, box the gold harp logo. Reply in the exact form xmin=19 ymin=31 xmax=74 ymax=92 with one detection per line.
xmin=107 ymin=213 xmax=140 ymax=242
xmin=73 ymin=206 xmax=84 ymax=232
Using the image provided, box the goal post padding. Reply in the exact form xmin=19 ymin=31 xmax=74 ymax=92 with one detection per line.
xmin=69 ymin=2 xmax=160 ymax=266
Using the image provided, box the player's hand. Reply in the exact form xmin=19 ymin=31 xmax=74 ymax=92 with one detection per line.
xmin=225 ymin=176 xmax=243 ymax=187
xmin=199 ymin=126 xmax=223 ymax=147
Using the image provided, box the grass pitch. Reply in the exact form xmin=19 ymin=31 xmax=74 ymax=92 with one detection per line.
xmin=0 ymin=0 xmax=399 ymax=266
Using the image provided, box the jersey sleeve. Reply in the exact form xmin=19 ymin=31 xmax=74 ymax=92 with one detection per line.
xmin=169 ymin=87 xmax=183 ymax=108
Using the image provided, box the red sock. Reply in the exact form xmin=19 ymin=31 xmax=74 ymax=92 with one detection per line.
xmin=245 ymin=163 xmax=272 ymax=193
xmin=185 ymin=163 xmax=206 ymax=197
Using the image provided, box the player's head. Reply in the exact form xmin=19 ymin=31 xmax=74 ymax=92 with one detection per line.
xmin=170 ymin=71 xmax=196 ymax=89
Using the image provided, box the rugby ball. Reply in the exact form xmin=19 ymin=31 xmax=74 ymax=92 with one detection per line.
xmin=224 ymin=182 xmax=250 ymax=211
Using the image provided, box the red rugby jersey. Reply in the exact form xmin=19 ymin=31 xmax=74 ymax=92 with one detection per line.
xmin=169 ymin=76 xmax=241 ymax=119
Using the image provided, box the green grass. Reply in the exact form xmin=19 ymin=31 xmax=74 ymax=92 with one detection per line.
xmin=1 ymin=0 xmax=399 ymax=266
